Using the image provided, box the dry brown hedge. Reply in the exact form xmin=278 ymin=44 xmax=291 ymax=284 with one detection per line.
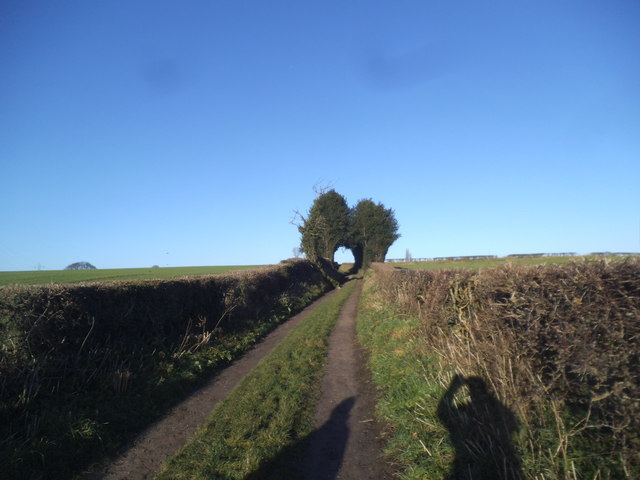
xmin=371 ymin=259 xmax=640 ymax=477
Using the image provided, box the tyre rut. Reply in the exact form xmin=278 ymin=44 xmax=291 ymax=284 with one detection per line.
xmin=303 ymin=280 xmax=394 ymax=480
xmin=81 ymin=288 xmax=342 ymax=480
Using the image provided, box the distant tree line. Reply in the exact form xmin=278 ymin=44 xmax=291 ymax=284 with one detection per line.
xmin=65 ymin=262 xmax=96 ymax=270
xmin=296 ymin=189 xmax=399 ymax=270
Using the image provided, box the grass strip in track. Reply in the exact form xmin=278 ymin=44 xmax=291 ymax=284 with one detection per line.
xmin=155 ymin=280 xmax=357 ymax=480
xmin=356 ymin=274 xmax=453 ymax=480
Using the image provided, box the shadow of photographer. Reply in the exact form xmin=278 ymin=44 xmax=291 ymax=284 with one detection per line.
xmin=245 ymin=397 xmax=355 ymax=480
xmin=437 ymin=375 xmax=523 ymax=480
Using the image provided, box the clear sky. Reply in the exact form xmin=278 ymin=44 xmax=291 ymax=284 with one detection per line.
xmin=1 ymin=0 xmax=639 ymax=270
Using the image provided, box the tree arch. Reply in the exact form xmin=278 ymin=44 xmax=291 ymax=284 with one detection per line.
xmin=296 ymin=190 xmax=399 ymax=270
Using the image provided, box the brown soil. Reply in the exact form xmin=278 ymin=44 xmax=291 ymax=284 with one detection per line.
xmin=82 ymin=281 xmax=392 ymax=480
xmin=303 ymin=280 xmax=394 ymax=480
xmin=81 ymin=288 xmax=342 ymax=480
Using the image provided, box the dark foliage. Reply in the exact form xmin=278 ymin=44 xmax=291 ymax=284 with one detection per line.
xmin=297 ymin=190 xmax=399 ymax=269
xmin=0 ymin=259 xmax=332 ymax=479
xmin=65 ymin=261 xmax=96 ymax=270
xmin=348 ymin=199 xmax=400 ymax=269
xmin=298 ymin=189 xmax=350 ymax=263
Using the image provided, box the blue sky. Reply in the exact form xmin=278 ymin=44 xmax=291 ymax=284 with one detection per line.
xmin=1 ymin=0 xmax=639 ymax=270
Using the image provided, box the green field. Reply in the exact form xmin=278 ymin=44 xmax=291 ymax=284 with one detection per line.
xmin=394 ymin=255 xmax=632 ymax=271
xmin=0 ymin=265 xmax=264 ymax=286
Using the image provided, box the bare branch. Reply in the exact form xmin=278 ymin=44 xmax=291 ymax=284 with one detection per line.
xmin=312 ymin=181 xmax=335 ymax=197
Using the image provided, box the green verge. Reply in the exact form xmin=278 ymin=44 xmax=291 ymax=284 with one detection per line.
xmin=357 ymin=268 xmax=635 ymax=479
xmin=155 ymin=280 xmax=357 ymax=480
xmin=2 ymin=282 xmax=327 ymax=480
xmin=0 ymin=265 xmax=264 ymax=286
xmin=356 ymin=274 xmax=454 ymax=479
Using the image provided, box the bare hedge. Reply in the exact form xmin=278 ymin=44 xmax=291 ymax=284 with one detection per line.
xmin=371 ymin=259 xmax=640 ymax=477
xmin=0 ymin=259 xmax=331 ymax=412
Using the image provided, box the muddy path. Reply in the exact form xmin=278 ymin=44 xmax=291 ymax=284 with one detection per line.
xmin=303 ymin=280 xmax=394 ymax=480
xmin=81 ymin=288 xmax=343 ymax=480
xmin=82 ymin=280 xmax=392 ymax=480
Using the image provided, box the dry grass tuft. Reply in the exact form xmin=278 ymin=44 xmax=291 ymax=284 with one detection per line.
xmin=371 ymin=258 xmax=640 ymax=478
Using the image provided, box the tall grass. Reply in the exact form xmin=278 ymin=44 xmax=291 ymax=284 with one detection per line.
xmin=361 ymin=259 xmax=640 ymax=479
xmin=357 ymin=281 xmax=453 ymax=479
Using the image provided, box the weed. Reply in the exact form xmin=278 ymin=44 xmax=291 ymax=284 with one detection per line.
xmin=361 ymin=259 xmax=640 ymax=479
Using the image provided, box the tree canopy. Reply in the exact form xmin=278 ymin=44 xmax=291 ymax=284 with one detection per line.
xmin=297 ymin=189 xmax=350 ymax=263
xmin=65 ymin=261 xmax=96 ymax=270
xmin=349 ymin=198 xmax=400 ymax=268
xmin=297 ymin=190 xmax=399 ymax=269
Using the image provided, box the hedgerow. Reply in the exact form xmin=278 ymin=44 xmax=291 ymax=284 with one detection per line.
xmin=367 ymin=259 xmax=640 ymax=479
xmin=0 ymin=259 xmax=332 ymax=479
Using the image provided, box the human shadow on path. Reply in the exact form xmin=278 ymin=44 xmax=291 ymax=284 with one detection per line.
xmin=245 ymin=397 xmax=355 ymax=480
xmin=437 ymin=375 xmax=523 ymax=480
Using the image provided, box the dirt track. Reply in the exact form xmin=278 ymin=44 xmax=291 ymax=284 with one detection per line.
xmin=82 ymin=281 xmax=391 ymax=480
xmin=303 ymin=280 xmax=393 ymax=480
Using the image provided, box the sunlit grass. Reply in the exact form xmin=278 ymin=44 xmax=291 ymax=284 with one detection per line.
xmin=395 ymin=255 xmax=630 ymax=271
xmin=356 ymin=276 xmax=452 ymax=479
xmin=155 ymin=281 xmax=357 ymax=480
xmin=363 ymin=260 xmax=640 ymax=478
xmin=0 ymin=265 xmax=264 ymax=286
